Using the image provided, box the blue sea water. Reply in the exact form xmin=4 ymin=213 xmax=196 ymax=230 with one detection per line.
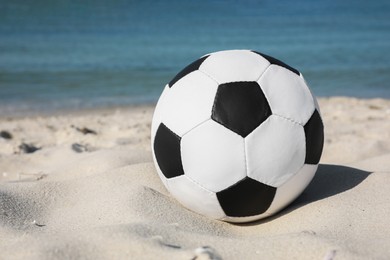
xmin=0 ymin=0 xmax=389 ymax=115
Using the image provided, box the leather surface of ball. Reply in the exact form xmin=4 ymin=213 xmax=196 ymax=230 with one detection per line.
xmin=151 ymin=50 xmax=324 ymax=223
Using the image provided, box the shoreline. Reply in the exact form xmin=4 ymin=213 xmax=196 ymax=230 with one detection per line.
xmin=1 ymin=96 xmax=390 ymax=173
xmin=0 ymin=101 xmax=157 ymax=120
xmin=1 ymin=96 xmax=389 ymax=119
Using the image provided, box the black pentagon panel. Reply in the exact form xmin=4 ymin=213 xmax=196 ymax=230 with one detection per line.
xmin=216 ymin=177 xmax=276 ymax=217
xmin=153 ymin=123 xmax=184 ymax=178
xmin=168 ymin=55 xmax=210 ymax=88
xmin=304 ymin=110 xmax=324 ymax=164
xmin=211 ymin=81 xmax=272 ymax=137
xmin=251 ymin=51 xmax=300 ymax=76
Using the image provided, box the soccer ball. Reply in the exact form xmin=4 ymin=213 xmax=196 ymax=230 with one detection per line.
xmin=151 ymin=50 xmax=324 ymax=223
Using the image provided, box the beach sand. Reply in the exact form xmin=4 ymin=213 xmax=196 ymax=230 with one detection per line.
xmin=1 ymin=97 xmax=390 ymax=259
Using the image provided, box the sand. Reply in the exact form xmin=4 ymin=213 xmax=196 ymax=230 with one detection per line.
xmin=0 ymin=97 xmax=390 ymax=259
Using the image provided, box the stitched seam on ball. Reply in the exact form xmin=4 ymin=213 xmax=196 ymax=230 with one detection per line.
xmin=279 ymin=163 xmax=306 ymax=188
xmin=181 ymin=118 xmax=211 ymax=139
xmin=212 ymin=117 xmax=245 ymax=138
xmin=163 ymin=122 xmax=182 ymax=139
xmin=273 ymin=114 xmax=304 ymax=126
xmin=300 ymin=73 xmax=320 ymax=115
xmin=211 ymin=85 xmax=220 ymax=129
xmin=255 ymin=64 xmax=272 ymax=82
xmin=184 ymin=175 xmax=217 ymax=196
xmin=198 ymin=68 xmax=220 ymax=85
xmin=243 ymin=138 xmax=248 ymax=178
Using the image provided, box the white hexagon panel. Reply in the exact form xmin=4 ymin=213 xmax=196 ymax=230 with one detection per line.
xmin=181 ymin=119 xmax=246 ymax=193
xmin=245 ymin=115 xmax=306 ymax=187
xmin=199 ymin=50 xmax=270 ymax=84
xmin=161 ymin=70 xmax=218 ymax=137
xmin=258 ymin=65 xmax=316 ymax=125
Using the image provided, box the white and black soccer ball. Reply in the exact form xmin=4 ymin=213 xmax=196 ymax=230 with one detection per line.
xmin=151 ymin=50 xmax=324 ymax=223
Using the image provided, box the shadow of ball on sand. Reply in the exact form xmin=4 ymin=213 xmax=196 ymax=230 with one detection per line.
xmin=239 ymin=164 xmax=371 ymax=226
xmin=294 ymin=164 xmax=371 ymax=205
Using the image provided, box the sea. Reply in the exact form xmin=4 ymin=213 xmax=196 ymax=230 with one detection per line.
xmin=1 ymin=0 xmax=389 ymax=115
